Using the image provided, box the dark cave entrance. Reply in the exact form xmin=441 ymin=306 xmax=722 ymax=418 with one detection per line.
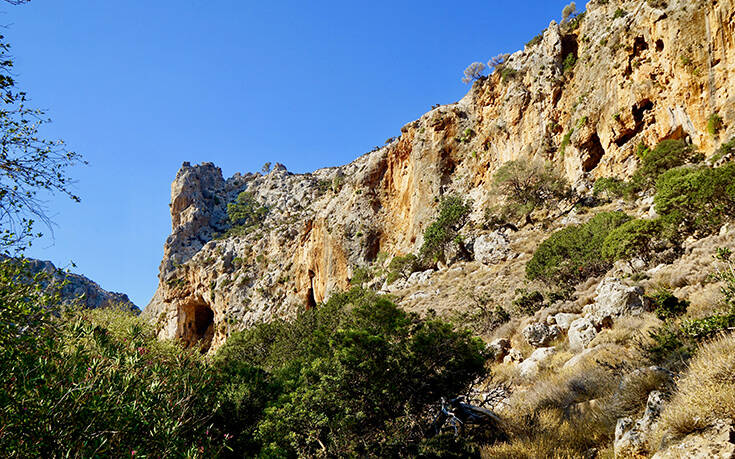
xmin=180 ymin=301 xmax=215 ymax=351
xmin=306 ymin=270 xmax=317 ymax=309
xmin=582 ymin=133 xmax=605 ymax=172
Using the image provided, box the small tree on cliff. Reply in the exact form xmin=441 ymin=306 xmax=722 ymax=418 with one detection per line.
xmin=420 ymin=195 xmax=472 ymax=265
xmin=462 ymin=62 xmax=486 ymax=84
xmin=492 ymin=160 xmax=569 ymax=223
xmin=561 ymin=2 xmax=578 ymax=23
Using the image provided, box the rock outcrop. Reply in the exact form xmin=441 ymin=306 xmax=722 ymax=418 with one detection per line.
xmin=19 ymin=258 xmax=138 ymax=312
xmin=144 ymin=0 xmax=735 ymax=352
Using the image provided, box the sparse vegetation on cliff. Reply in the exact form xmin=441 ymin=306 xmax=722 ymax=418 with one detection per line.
xmin=223 ymin=191 xmax=269 ymax=237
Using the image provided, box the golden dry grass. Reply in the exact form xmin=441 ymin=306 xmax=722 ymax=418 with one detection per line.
xmin=588 ymin=314 xmax=661 ymax=348
xmin=653 ymin=332 xmax=735 ymax=444
xmin=482 ymin=341 xmax=663 ymax=458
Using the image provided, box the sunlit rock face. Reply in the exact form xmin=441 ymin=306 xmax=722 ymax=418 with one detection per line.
xmin=144 ymin=0 xmax=735 ymax=351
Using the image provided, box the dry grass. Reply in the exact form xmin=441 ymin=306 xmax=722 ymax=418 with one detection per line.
xmin=653 ymin=332 xmax=735 ymax=444
xmin=588 ymin=314 xmax=661 ymax=348
xmin=682 ymin=282 xmax=724 ymax=319
xmin=482 ymin=341 xmax=665 ymax=458
xmin=491 ymin=360 xmax=523 ymax=386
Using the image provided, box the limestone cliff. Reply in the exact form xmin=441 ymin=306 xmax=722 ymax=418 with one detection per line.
xmin=143 ymin=0 xmax=735 ymax=351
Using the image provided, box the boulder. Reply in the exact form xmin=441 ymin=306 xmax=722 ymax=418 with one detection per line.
xmin=488 ymin=338 xmax=511 ymax=362
xmin=474 ymin=232 xmax=511 ymax=265
xmin=553 ymin=312 xmax=581 ymax=332
xmin=522 ymin=322 xmax=561 ymax=347
xmin=503 ymin=348 xmax=524 ymax=364
xmin=568 ymin=317 xmax=598 ymax=351
xmin=615 ymin=391 xmax=666 ymax=457
xmin=583 ymin=277 xmax=646 ymax=327
xmin=406 ymin=269 xmax=434 ymax=287
xmin=518 ymin=347 xmax=556 ymax=379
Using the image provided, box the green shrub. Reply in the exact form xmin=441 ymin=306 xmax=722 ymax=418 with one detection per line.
xmin=681 ymin=311 xmax=735 ymax=341
xmin=527 ymin=211 xmax=631 ymax=285
xmin=563 ymin=53 xmax=577 ymax=74
xmin=0 ymin=259 xmax=226 ymax=457
xmin=512 ymin=289 xmax=546 ymax=316
xmin=420 ymin=195 xmax=472 ymax=264
xmin=559 ymin=128 xmax=574 ymax=157
xmin=500 ymin=65 xmax=518 ymax=83
xmin=719 ymin=137 xmax=735 ymax=156
xmin=647 ymin=288 xmax=689 ymax=320
xmin=632 ymin=139 xmax=699 ymax=191
xmin=386 ymin=253 xmax=420 ymax=284
xmin=654 ymin=163 xmax=735 ymax=235
xmin=215 ymin=287 xmax=487 ymax=457
xmin=601 ymin=218 xmax=662 ymax=262
xmin=526 ymin=33 xmax=543 ymax=48
xmin=350 ymin=266 xmax=373 ymax=286
xmin=492 ymin=159 xmax=569 ymax=222
xmin=613 ymin=8 xmax=626 ymax=19
xmin=643 ymin=323 xmax=693 ymax=366
xmin=707 ymin=113 xmax=723 ymax=136
xmin=593 ymin=176 xmax=631 ymax=199
xmin=225 ymin=191 xmax=269 ymax=236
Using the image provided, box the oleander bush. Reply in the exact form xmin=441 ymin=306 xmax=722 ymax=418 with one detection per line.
xmin=0 ymin=259 xmax=226 ymax=457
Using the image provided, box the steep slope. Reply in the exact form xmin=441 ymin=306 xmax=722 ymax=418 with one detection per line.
xmin=144 ymin=0 xmax=735 ymax=351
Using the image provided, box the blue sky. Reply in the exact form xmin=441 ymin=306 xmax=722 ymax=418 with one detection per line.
xmin=9 ymin=0 xmax=581 ymax=307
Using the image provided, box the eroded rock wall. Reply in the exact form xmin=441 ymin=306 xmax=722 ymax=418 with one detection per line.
xmin=144 ymin=0 xmax=735 ymax=351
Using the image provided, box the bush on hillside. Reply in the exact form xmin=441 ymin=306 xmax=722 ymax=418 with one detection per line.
xmin=386 ymin=253 xmax=420 ymax=284
xmin=654 ymin=162 xmax=735 ymax=236
xmin=526 ymin=211 xmax=631 ymax=285
xmin=631 ymin=139 xmax=700 ymax=191
xmin=512 ymin=289 xmax=546 ymax=316
xmin=646 ymin=288 xmax=689 ymax=321
xmin=225 ymin=191 xmax=269 ymax=235
xmin=593 ymin=176 xmax=632 ymax=199
xmin=420 ymin=195 xmax=472 ymax=265
xmin=215 ymin=287 xmax=487 ymax=457
xmin=601 ymin=218 xmax=662 ymax=262
xmin=0 ymin=259 xmax=225 ymax=457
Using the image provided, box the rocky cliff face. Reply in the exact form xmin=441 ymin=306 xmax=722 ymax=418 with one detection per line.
xmin=20 ymin=258 xmax=139 ymax=312
xmin=143 ymin=0 xmax=735 ymax=351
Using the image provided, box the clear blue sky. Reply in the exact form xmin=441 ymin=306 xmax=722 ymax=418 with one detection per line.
xmin=9 ymin=0 xmax=581 ymax=307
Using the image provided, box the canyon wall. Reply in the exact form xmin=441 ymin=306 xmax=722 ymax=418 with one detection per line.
xmin=143 ymin=0 xmax=735 ymax=351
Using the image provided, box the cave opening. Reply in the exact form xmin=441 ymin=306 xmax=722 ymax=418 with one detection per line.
xmin=582 ymin=133 xmax=605 ymax=172
xmin=615 ymin=100 xmax=654 ymax=147
xmin=179 ymin=301 xmax=215 ymax=352
xmin=655 ymin=39 xmax=664 ymax=52
xmin=306 ymin=270 xmax=317 ymax=309
xmin=632 ymin=99 xmax=654 ymax=125
xmin=633 ymin=36 xmax=649 ymax=56
xmin=561 ymin=34 xmax=578 ymax=71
